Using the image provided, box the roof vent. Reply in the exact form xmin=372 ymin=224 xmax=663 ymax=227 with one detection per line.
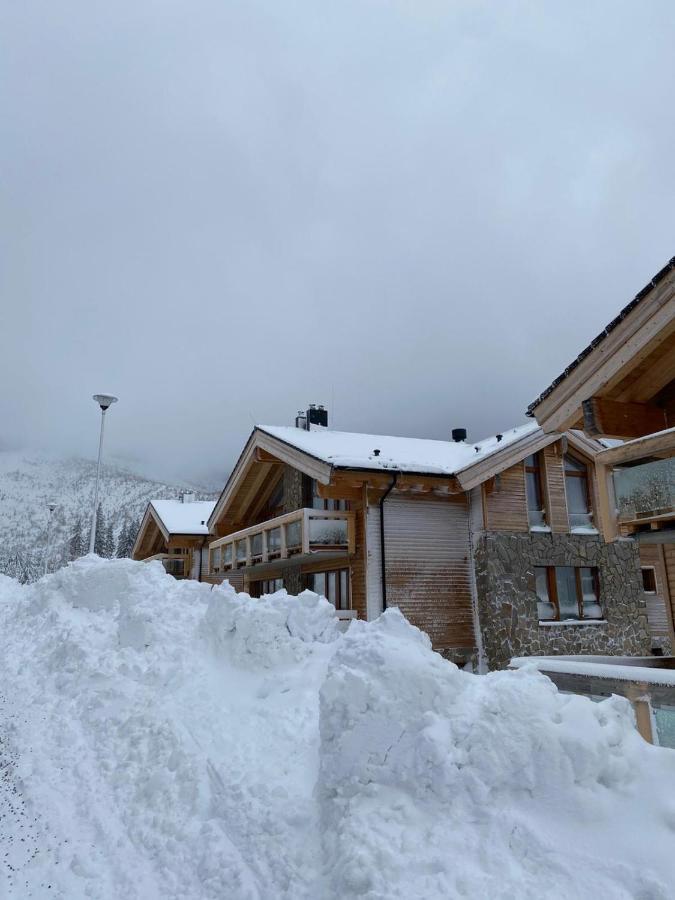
xmin=496 ymin=433 xmax=503 ymax=443
xmin=373 ymin=449 xmax=381 ymax=457
xmin=452 ymin=428 xmax=467 ymax=443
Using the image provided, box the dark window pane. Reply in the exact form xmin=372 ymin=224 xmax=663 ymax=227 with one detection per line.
xmin=642 ymin=567 xmax=657 ymax=593
xmin=580 ymin=567 xmax=602 ymax=618
xmin=556 ymin=566 xmax=580 ymax=619
xmin=339 ymin=570 xmax=349 ymax=609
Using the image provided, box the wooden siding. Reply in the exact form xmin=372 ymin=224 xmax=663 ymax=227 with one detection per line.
xmin=383 ymin=494 xmax=475 ymax=650
xmin=482 ymin=463 xmax=529 ymax=532
xmin=542 ymin=443 xmax=569 ymax=533
xmin=638 ymin=544 xmax=673 ymax=647
xmin=659 ymin=544 xmax=675 ymax=644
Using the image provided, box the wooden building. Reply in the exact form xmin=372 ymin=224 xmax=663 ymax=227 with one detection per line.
xmin=528 ymin=255 xmax=675 ymax=655
xmin=202 ymin=417 xmax=648 ymax=669
xmin=132 ymin=497 xmax=217 ymax=581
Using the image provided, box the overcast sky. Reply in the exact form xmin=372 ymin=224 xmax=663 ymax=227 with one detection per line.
xmin=2 ymin=1 xmax=675 ymax=487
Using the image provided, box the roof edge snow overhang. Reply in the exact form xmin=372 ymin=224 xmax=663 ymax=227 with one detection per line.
xmin=527 ymin=257 xmax=675 ymax=433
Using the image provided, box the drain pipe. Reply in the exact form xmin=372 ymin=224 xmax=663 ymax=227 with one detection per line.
xmin=467 ymin=488 xmax=487 ymax=674
xmin=379 ymin=473 xmax=398 ymax=610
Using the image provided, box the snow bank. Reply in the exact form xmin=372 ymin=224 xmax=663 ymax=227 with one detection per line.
xmin=0 ymin=559 xmax=674 ymax=899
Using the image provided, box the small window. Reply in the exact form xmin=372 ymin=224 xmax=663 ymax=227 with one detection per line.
xmin=525 ymin=453 xmax=546 ymax=528
xmin=641 ymin=567 xmax=657 ymax=593
xmin=306 ymin=568 xmax=350 ymax=610
xmin=564 ymin=453 xmax=593 ymax=529
xmin=535 ymin=565 xmax=602 ymax=622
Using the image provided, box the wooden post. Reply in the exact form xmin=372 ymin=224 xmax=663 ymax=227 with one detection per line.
xmin=595 ymin=460 xmax=618 ymax=541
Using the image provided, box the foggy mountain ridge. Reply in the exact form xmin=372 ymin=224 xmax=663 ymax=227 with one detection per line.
xmin=0 ymin=451 xmax=216 ymax=580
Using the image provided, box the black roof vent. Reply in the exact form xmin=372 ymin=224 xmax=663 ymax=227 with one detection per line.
xmin=373 ymin=449 xmax=381 ymax=457
xmin=307 ymin=404 xmax=328 ymax=428
xmin=452 ymin=428 xmax=467 ymax=443
xmin=496 ymin=433 xmax=503 ymax=443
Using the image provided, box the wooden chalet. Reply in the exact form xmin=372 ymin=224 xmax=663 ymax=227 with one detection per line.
xmin=132 ymin=497 xmax=219 ymax=581
xmin=528 ymin=255 xmax=675 ymax=654
xmin=203 ymin=412 xmax=648 ymax=669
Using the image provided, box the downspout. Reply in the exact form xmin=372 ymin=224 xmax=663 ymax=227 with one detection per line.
xmin=198 ymin=536 xmax=207 ymax=583
xmin=379 ymin=473 xmax=398 ymax=611
xmin=467 ymin=488 xmax=487 ymax=674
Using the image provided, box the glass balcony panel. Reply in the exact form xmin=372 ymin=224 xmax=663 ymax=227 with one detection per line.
xmin=285 ymin=520 xmax=302 ymax=550
xmin=222 ymin=545 xmax=232 ymax=567
xmin=250 ymin=533 xmax=263 ymax=558
xmin=236 ymin=540 xmax=247 ymax=563
xmin=308 ymin=516 xmax=348 ymax=546
xmin=211 ymin=547 xmax=221 ymax=571
xmin=613 ymin=458 xmax=675 ymax=522
xmin=267 ymin=527 xmax=281 ymax=554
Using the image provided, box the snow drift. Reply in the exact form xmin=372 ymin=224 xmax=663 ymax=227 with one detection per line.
xmin=0 ymin=559 xmax=674 ymax=899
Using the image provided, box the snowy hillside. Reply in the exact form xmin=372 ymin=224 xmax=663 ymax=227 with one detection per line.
xmin=0 ymin=558 xmax=674 ymax=899
xmin=0 ymin=452 xmax=215 ymax=580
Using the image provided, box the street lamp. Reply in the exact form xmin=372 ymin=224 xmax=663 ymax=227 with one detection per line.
xmin=89 ymin=394 xmax=118 ymax=555
xmin=44 ymin=501 xmax=57 ymax=576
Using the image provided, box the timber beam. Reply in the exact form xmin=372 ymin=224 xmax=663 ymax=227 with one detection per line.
xmin=582 ymin=396 xmax=667 ymax=440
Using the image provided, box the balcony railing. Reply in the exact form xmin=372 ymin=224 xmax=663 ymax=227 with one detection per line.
xmin=613 ymin=457 xmax=675 ymax=523
xmin=143 ymin=553 xmax=190 ymax=579
xmin=209 ymin=508 xmax=355 ymax=574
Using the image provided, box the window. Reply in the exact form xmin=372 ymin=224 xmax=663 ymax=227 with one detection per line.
xmin=525 ymin=453 xmax=546 ymax=528
xmin=534 ymin=565 xmax=602 ymax=621
xmin=251 ymin=578 xmax=284 ymax=597
xmin=564 ymin=453 xmax=593 ymax=529
xmin=306 ymin=568 xmax=350 ymax=610
xmin=641 ymin=567 xmax=657 ymax=593
xmin=312 ymin=480 xmax=350 ymax=512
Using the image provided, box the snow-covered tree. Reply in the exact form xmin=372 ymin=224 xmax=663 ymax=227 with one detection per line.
xmin=116 ymin=518 xmax=139 ymax=558
xmin=102 ymin=520 xmax=115 ymax=559
xmin=69 ymin=516 xmax=84 ymax=560
xmin=94 ymin=506 xmax=106 ymax=556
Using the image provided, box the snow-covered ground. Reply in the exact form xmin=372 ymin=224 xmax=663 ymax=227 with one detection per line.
xmin=1 ymin=559 xmax=674 ymax=899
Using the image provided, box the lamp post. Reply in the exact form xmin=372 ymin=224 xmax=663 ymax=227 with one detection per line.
xmin=89 ymin=394 xmax=118 ymax=555
xmin=44 ymin=501 xmax=57 ymax=576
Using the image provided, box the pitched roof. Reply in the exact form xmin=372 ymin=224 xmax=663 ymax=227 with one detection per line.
xmin=258 ymin=423 xmax=540 ymax=477
xmin=527 ymin=255 xmax=675 ymax=417
xmin=149 ymin=500 xmax=215 ymax=535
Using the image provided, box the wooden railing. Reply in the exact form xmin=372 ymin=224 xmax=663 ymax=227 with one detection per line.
xmin=209 ymin=508 xmax=355 ymax=574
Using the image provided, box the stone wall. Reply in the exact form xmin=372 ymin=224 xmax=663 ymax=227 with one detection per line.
xmin=474 ymin=532 xmax=650 ymax=670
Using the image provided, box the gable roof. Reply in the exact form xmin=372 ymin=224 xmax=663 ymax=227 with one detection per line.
xmin=150 ymin=500 xmax=215 ymax=536
xmin=258 ymin=423 xmax=540 ymax=477
xmin=527 ymin=255 xmax=675 ymax=418
xmin=208 ymin=423 xmax=602 ymax=529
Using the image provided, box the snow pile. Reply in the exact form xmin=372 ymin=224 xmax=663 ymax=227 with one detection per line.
xmin=1 ymin=558 xmax=674 ymax=899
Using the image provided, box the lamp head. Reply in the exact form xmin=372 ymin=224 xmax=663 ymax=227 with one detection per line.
xmin=93 ymin=394 xmax=118 ymax=411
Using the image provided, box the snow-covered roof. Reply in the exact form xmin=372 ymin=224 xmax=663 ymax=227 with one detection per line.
xmin=150 ymin=500 xmax=215 ymax=535
xmin=258 ymin=423 xmax=541 ymax=477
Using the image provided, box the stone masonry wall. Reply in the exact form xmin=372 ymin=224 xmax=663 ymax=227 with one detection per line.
xmin=474 ymin=532 xmax=650 ymax=671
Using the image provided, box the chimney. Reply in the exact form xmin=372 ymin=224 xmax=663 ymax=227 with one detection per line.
xmin=295 ymin=410 xmax=307 ymax=429
xmin=451 ymin=428 xmax=467 ymax=443
xmin=180 ymin=491 xmax=196 ymax=504
xmin=306 ymin=403 xmax=328 ymax=429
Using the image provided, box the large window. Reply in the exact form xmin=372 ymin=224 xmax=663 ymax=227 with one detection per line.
xmin=305 ymin=568 xmax=350 ymax=610
xmin=312 ymin=480 xmax=350 ymax=512
xmin=564 ymin=453 xmax=593 ymax=529
xmin=525 ymin=453 xmax=546 ymax=528
xmin=535 ymin=565 xmax=602 ymax=622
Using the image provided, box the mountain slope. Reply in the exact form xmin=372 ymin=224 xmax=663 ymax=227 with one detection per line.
xmin=0 ymin=452 xmax=215 ymax=580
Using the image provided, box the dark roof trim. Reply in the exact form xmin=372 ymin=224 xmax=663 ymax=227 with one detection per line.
xmin=526 ymin=255 xmax=675 ymax=416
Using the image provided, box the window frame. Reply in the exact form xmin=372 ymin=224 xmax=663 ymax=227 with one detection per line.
xmin=641 ymin=566 xmax=657 ymax=594
xmin=305 ymin=567 xmax=351 ymax=610
xmin=563 ymin=451 xmax=594 ymax=529
xmin=311 ymin=479 xmax=351 ymax=513
xmin=534 ymin=564 xmax=602 ymax=622
xmin=524 ymin=452 xmax=547 ymax=528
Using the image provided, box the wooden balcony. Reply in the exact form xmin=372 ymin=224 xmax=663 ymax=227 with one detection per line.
xmin=209 ymin=508 xmax=355 ymax=576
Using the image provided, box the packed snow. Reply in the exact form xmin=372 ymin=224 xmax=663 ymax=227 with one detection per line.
xmin=1 ymin=558 xmax=674 ymax=899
